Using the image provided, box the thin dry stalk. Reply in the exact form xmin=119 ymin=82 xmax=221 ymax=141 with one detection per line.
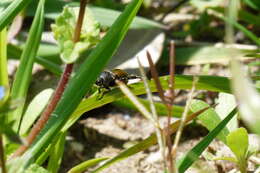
xmin=146 ymin=50 xmax=174 ymax=173
xmin=165 ymin=40 xmax=176 ymax=173
xmin=13 ymin=0 xmax=88 ymax=157
xmin=116 ymin=80 xmax=158 ymax=127
xmin=137 ymin=57 xmax=166 ymax=169
xmin=172 ymin=76 xmax=199 ymax=172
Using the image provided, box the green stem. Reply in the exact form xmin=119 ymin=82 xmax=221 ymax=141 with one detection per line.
xmin=0 ymin=28 xmax=9 ymax=95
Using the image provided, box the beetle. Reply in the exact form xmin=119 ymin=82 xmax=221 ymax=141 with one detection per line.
xmin=95 ymin=69 xmax=140 ymax=92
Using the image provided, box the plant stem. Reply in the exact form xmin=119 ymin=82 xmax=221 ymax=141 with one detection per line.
xmin=0 ymin=134 xmax=7 ymax=173
xmin=165 ymin=41 xmax=175 ymax=173
xmin=13 ymin=0 xmax=88 ymax=157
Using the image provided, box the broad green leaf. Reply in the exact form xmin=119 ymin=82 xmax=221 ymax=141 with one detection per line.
xmin=230 ymin=60 xmax=260 ymax=134
xmin=226 ymin=128 xmax=249 ymax=161
xmin=0 ymin=0 xmax=33 ymax=30
xmin=178 ymin=108 xmax=237 ymax=173
xmin=90 ymin=6 xmax=166 ymax=29
xmin=51 ymin=6 xmax=101 ymax=63
xmin=92 ymin=107 xmax=211 ymax=172
xmin=20 ymin=89 xmax=54 ymax=135
xmin=215 ymin=93 xmax=238 ymax=131
xmin=47 ymin=131 xmax=66 ymax=173
xmin=68 ymin=157 xmax=108 ymax=173
xmin=190 ymin=99 xmax=230 ymax=143
xmin=8 ymin=0 xmax=45 ymax=131
xmin=7 ymin=44 xmax=62 ymax=75
xmin=26 ymin=1 xmax=165 ymax=29
xmin=64 ymin=75 xmax=232 ymax=131
xmin=160 ymin=44 xmax=258 ymax=66
xmin=21 ymin=0 xmax=144 ymax=168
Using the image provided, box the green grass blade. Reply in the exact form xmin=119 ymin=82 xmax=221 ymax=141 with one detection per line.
xmin=64 ymin=75 xmax=231 ymax=130
xmin=178 ymin=107 xmax=237 ymax=173
xmin=0 ymin=28 xmax=8 ymax=86
xmin=0 ymin=0 xmax=33 ymax=30
xmin=21 ymin=0 xmax=144 ymax=168
xmin=0 ymin=28 xmax=9 ymax=106
xmin=68 ymin=157 xmax=108 ymax=173
xmin=47 ymin=131 xmax=66 ymax=173
xmin=7 ymin=0 xmax=45 ymax=131
xmin=113 ymin=98 xmax=185 ymax=117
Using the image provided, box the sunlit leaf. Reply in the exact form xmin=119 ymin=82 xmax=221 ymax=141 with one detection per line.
xmin=51 ymin=6 xmax=101 ymax=63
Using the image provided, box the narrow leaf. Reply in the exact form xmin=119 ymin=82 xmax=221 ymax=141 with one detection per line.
xmin=68 ymin=157 xmax=108 ymax=173
xmin=8 ymin=0 xmax=45 ymax=131
xmin=178 ymin=107 xmax=237 ymax=173
xmin=0 ymin=0 xmax=33 ymax=30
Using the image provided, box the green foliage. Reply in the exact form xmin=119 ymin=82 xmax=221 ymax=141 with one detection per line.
xmin=7 ymin=0 xmax=45 ymax=131
xmin=51 ymin=6 xmax=101 ymax=63
xmin=226 ymin=128 xmax=249 ymax=173
xmin=20 ymin=0 xmax=144 ymax=169
xmin=68 ymin=157 xmax=108 ymax=173
xmin=227 ymin=128 xmax=249 ymax=160
xmin=20 ymin=89 xmax=53 ymax=135
xmin=0 ymin=0 xmax=33 ymax=30
xmin=178 ymin=108 xmax=237 ymax=173
xmin=243 ymin=0 xmax=260 ymax=10
xmin=190 ymin=99 xmax=230 ymax=143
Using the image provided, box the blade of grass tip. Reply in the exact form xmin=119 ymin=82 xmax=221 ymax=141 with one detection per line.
xmin=21 ymin=0 xmax=144 ymax=168
xmin=116 ymin=80 xmax=156 ymax=125
xmin=8 ymin=0 xmax=45 ymax=132
xmin=68 ymin=157 xmax=109 ymax=173
xmin=92 ymin=105 xmax=213 ymax=173
xmin=0 ymin=0 xmax=33 ymax=31
xmin=146 ymin=51 xmax=167 ymax=104
xmin=137 ymin=57 xmax=166 ymax=169
xmin=178 ymin=107 xmax=237 ymax=173
xmin=172 ymin=76 xmax=198 ymax=172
